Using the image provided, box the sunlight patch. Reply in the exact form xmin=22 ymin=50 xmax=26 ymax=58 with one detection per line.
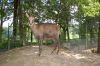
xmin=61 ymin=51 xmax=86 ymax=59
xmin=32 ymin=46 xmax=39 ymax=48
xmin=34 ymin=52 xmax=38 ymax=54
xmin=61 ymin=51 xmax=71 ymax=57
xmin=72 ymin=54 xmax=85 ymax=59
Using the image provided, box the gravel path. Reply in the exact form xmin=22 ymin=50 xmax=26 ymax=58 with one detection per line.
xmin=0 ymin=45 xmax=100 ymax=66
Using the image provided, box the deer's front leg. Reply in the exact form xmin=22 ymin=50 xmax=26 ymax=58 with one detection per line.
xmin=38 ymin=37 xmax=43 ymax=56
xmin=57 ymin=40 xmax=60 ymax=54
xmin=51 ymin=44 xmax=57 ymax=54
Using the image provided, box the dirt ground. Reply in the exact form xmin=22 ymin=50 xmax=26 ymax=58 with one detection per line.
xmin=0 ymin=45 xmax=100 ymax=66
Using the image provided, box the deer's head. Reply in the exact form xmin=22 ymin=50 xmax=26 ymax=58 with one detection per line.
xmin=26 ymin=13 xmax=36 ymax=25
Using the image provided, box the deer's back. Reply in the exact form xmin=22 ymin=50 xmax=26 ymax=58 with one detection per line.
xmin=37 ymin=23 xmax=60 ymax=33
xmin=32 ymin=23 xmax=60 ymax=37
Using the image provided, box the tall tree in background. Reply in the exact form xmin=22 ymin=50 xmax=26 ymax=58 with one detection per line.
xmin=18 ymin=0 xmax=24 ymax=46
xmin=13 ymin=0 xmax=19 ymax=43
xmin=58 ymin=0 xmax=71 ymax=41
xmin=97 ymin=16 xmax=100 ymax=53
xmin=0 ymin=0 xmax=7 ymax=43
xmin=76 ymin=0 xmax=100 ymax=53
xmin=0 ymin=0 xmax=3 ymax=43
xmin=97 ymin=0 xmax=100 ymax=54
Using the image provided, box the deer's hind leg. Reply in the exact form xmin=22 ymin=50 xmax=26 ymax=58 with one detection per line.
xmin=56 ymin=39 xmax=60 ymax=54
xmin=37 ymin=36 xmax=43 ymax=56
xmin=51 ymin=38 xmax=58 ymax=54
xmin=51 ymin=43 xmax=57 ymax=54
xmin=38 ymin=41 xmax=41 ymax=56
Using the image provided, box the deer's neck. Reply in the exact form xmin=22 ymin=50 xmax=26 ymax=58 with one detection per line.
xmin=30 ymin=23 xmax=37 ymax=32
xmin=29 ymin=22 xmax=35 ymax=29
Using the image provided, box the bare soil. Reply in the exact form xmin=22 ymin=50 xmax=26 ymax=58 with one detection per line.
xmin=0 ymin=45 xmax=100 ymax=66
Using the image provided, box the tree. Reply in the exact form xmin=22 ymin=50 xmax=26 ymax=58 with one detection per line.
xmin=13 ymin=0 xmax=19 ymax=44
xmin=76 ymin=0 xmax=100 ymax=53
xmin=0 ymin=0 xmax=7 ymax=43
xmin=97 ymin=17 xmax=100 ymax=53
xmin=18 ymin=0 xmax=25 ymax=46
xmin=0 ymin=0 xmax=3 ymax=43
xmin=97 ymin=0 xmax=100 ymax=54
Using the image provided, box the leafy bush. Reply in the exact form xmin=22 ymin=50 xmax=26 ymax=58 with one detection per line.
xmin=0 ymin=40 xmax=8 ymax=49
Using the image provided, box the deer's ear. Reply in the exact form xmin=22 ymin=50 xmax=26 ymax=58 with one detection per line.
xmin=26 ymin=13 xmax=29 ymax=18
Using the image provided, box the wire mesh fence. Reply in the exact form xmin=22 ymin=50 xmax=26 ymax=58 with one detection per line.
xmin=62 ymin=38 xmax=98 ymax=51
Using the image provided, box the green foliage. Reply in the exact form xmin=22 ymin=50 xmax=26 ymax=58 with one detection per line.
xmin=0 ymin=40 xmax=20 ymax=49
xmin=0 ymin=40 xmax=8 ymax=49
xmin=0 ymin=9 xmax=6 ymax=18
xmin=82 ymin=1 xmax=100 ymax=16
xmin=76 ymin=0 xmax=100 ymax=17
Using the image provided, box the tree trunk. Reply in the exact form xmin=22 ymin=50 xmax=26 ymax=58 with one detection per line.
xmin=13 ymin=0 xmax=19 ymax=43
xmin=90 ymin=29 xmax=94 ymax=38
xmin=97 ymin=20 xmax=100 ymax=53
xmin=18 ymin=0 xmax=25 ymax=46
xmin=19 ymin=21 xmax=24 ymax=46
xmin=66 ymin=20 xmax=70 ymax=41
xmin=0 ymin=0 xmax=3 ymax=43
xmin=31 ymin=31 xmax=33 ymax=43
xmin=90 ymin=28 xmax=94 ymax=43
xmin=79 ymin=22 xmax=86 ymax=39
xmin=0 ymin=17 xmax=3 ymax=43
xmin=66 ymin=28 xmax=70 ymax=41
xmin=0 ymin=19 xmax=3 ymax=43
xmin=63 ymin=29 xmax=66 ymax=41
xmin=61 ymin=28 xmax=66 ymax=42
xmin=97 ymin=0 xmax=100 ymax=54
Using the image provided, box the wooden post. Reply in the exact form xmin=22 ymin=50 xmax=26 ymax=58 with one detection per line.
xmin=8 ymin=23 xmax=10 ymax=50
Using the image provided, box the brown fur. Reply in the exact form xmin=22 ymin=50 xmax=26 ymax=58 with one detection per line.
xmin=26 ymin=13 xmax=60 ymax=56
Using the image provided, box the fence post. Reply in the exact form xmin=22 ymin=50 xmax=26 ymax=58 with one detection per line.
xmin=8 ymin=23 xmax=10 ymax=50
xmin=86 ymin=22 xmax=88 ymax=49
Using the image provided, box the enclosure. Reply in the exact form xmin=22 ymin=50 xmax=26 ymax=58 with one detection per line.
xmin=0 ymin=0 xmax=100 ymax=66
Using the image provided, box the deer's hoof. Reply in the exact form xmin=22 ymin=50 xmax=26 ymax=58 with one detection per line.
xmin=38 ymin=53 xmax=41 ymax=56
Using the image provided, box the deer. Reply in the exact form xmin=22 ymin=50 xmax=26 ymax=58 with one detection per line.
xmin=26 ymin=13 xmax=60 ymax=56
